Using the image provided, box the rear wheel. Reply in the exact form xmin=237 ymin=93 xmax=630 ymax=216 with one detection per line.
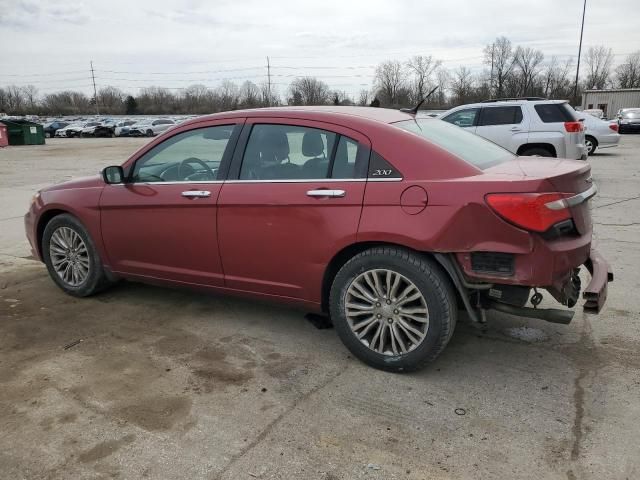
xmin=329 ymin=247 xmax=457 ymax=372
xmin=585 ymin=135 xmax=598 ymax=155
xmin=42 ymin=214 xmax=112 ymax=297
xmin=519 ymin=146 xmax=555 ymax=157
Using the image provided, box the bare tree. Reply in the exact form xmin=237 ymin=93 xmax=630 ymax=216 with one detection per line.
xmin=542 ymin=57 xmax=573 ymax=98
xmin=616 ymin=51 xmax=640 ymax=89
xmin=484 ymin=36 xmax=516 ymax=97
xmin=406 ymin=55 xmax=441 ymax=103
xmin=97 ymin=86 xmax=124 ymax=114
xmin=238 ymin=81 xmax=261 ymax=108
xmin=357 ymin=89 xmax=370 ymax=106
xmin=451 ymin=66 xmax=475 ymax=104
xmin=584 ymin=46 xmax=614 ymax=89
xmin=514 ymin=47 xmax=544 ymax=96
xmin=374 ymin=60 xmax=407 ymax=106
xmin=22 ymin=85 xmax=39 ymax=112
xmin=434 ymin=68 xmax=450 ymax=106
xmin=288 ymin=77 xmax=330 ymax=105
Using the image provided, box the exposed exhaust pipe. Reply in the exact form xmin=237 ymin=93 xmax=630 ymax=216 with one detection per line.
xmin=488 ymin=302 xmax=574 ymax=325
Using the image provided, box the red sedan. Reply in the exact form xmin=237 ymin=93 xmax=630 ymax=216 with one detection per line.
xmin=24 ymin=107 xmax=612 ymax=371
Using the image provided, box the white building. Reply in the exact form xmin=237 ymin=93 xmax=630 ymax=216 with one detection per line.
xmin=581 ymin=88 xmax=640 ymax=119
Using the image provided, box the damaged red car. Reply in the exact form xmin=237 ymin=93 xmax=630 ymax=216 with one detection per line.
xmin=24 ymin=106 xmax=613 ymax=372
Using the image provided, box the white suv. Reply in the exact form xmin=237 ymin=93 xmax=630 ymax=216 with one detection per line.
xmin=439 ymin=99 xmax=587 ymax=160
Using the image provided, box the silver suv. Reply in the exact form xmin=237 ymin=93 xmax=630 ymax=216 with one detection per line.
xmin=439 ymin=98 xmax=587 ymax=160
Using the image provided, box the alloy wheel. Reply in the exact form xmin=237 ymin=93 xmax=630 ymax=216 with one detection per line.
xmin=586 ymin=138 xmax=594 ymax=154
xmin=49 ymin=226 xmax=90 ymax=287
xmin=345 ymin=269 xmax=429 ymax=356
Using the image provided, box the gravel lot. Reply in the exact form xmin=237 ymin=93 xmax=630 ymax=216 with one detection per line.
xmin=1 ymin=136 xmax=639 ymax=479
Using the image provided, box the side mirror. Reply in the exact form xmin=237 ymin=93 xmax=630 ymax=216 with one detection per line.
xmin=102 ymin=165 xmax=125 ymax=184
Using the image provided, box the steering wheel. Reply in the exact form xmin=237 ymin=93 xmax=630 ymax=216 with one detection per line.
xmin=178 ymin=157 xmax=215 ymax=181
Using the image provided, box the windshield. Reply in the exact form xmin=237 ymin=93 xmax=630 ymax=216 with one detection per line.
xmin=394 ymin=118 xmax=516 ymax=169
xmin=622 ymin=110 xmax=640 ymax=119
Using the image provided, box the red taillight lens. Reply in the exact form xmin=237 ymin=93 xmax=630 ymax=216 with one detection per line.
xmin=564 ymin=121 xmax=584 ymax=133
xmin=486 ymin=193 xmax=572 ymax=233
xmin=609 ymin=123 xmax=619 ymax=132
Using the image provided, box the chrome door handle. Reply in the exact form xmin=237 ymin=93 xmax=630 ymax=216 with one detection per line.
xmin=306 ymin=189 xmax=346 ymax=198
xmin=181 ymin=190 xmax=211 ymax=198
xmin=510 ymin=127 xmax=521 ymax=131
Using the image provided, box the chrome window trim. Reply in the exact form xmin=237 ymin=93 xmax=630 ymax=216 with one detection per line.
xmin=546 ymin=183 xmax=598 ymax=210
xmin=114 ymin=178 xmax=404 ymax=186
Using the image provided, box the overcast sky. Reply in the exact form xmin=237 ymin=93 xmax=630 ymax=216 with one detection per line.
xmin=1 ymin=0 xmax=638 ymax=98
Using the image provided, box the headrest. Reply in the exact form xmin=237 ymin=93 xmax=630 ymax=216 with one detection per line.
xmin=302 ymin=131 xmax=324 ymax=157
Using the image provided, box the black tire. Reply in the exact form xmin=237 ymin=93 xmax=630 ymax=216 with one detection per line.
xmin=42 ymin=214 xmax=112 ymax=297
xmin=585 ymin=136 xmax=598 ymax=155
xmin=329 ymin=247 xmax=457 ymax=372
xmin=146 ymin=129 xmax=154 ymax=137
xmin=519 ymin=146 xmax=555 ymax=157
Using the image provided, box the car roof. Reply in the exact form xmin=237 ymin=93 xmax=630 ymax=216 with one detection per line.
xmin=179 ymin=106 xmax=414 ymax=129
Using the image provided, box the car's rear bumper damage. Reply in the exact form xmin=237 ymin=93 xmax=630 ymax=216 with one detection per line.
xmin=437 ymin=248 xmax=613 ymax=326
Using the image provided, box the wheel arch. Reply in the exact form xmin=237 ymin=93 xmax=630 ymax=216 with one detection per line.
xmin=516 ymin=143 xmax=557 ymax=157
xmin=321 ymin=241 xmax=446 ymax=313
xmin=36 ymin=208 xmax=71 ymax=259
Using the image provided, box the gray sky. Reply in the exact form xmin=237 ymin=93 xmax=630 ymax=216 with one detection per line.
xmin=1 ymin=0 xmax=638 ymax=98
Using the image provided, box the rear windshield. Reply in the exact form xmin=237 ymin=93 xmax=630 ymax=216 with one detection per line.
xmin=394 ymin=118 xmax=516 ymax=169
xmin=534 ymin=103 xmax=576 ymax=123
xmin=622 ymin=110 xmax=640 ymax=118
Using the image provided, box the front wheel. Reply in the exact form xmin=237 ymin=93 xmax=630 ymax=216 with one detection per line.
xmin=146 ymin=129 xmax=154 ymax=137
xmin=42 ymin=214 xmax=112 ymax=297
xmin=329 ymin=247 xmax=457 ymax=372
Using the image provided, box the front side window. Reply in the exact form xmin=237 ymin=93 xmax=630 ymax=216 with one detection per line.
xmin=131 ymin=125 xmax=235 ymax=182
xmin=441 ymin=108 xmax=479 ymax=127
xmin=240 ymin=124 xmax=337 ymax=180
xmin=479 ymin=106 xmax=523 ymax=126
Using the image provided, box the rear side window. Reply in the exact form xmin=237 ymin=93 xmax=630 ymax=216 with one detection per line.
xmin=534 ymin=103 xmax=575 ymax=123
xmin=394 ymin=118 xmax=516 ymax=169
xmin=479 ymin=106 xmax=523 ymax=126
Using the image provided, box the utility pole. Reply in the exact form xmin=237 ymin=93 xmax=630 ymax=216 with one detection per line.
xmin=573 ymin=0 xmax=587 ymax=104
xmin=90 ymin=60 xmax=99 ymax=115
xmin=266 ymin=56 xmax=272 ymax=107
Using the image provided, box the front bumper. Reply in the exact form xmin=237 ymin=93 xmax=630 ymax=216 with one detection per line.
xmin=583 ymin=248 xmax=613 ymax=312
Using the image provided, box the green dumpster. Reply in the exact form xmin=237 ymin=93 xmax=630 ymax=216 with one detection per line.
xmin=0 ymin=119 xmax=45 ymax=145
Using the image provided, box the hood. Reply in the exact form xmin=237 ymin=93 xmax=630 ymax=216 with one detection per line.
xmin=42 ymin=175 xmax=103 ymax=192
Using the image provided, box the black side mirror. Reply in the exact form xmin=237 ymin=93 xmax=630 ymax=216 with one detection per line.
xmin=102 ymin=165 xmax=125 ymax=184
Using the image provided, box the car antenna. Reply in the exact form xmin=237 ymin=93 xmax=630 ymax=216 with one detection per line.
xmin=400 ymin=86 xmax=439 ymax=115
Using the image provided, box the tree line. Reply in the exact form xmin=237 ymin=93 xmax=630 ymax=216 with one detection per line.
xmin=2 ymin=38 xmax=639 ymax=116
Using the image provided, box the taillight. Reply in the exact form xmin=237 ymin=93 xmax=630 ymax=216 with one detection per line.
xmin=564 ymin=121 xmax=583 ymax=133
xmin=485 ymin=193 xmax=572 ymax=233
xmin=609 ymin=123 xmax=619 ymax=132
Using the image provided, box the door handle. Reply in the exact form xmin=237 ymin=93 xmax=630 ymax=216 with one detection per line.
xmin=181 ymin=190 xmax=211 ymax=198
xmin=510 ymin=127 xmax=521 ymax=131
xmin=306 ymin=189 xmax=346 ymax=198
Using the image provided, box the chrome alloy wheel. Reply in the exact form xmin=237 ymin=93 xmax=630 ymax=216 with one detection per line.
xmin=586 ymin=138 xmax=594 ymax=154
xmin=345 ymin=269 xmax=429 ymax=356
xmin=49 ymin=226 xmax=90 ymax=287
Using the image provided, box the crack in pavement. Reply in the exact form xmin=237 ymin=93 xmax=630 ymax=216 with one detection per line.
xmin=214 ymin=367 xmax=348 ymax=480
xmin=594 ymin=195 xmax=640 ymax=209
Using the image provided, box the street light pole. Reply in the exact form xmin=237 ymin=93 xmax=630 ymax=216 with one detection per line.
xmin=573 ymin=0 xmax=587 ymax=104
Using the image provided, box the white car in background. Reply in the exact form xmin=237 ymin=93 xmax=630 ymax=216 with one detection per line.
xmin=54 ymin=122 xmax=89 ymax=138
xmin=440 ymin=98 xmax=587 ymax=160
xmin=582 ymin=108 xmax=605 ymax=120
xmin=114 ymin=120 xmax=137 ymax=137
xmin=128 ymin=118 xmax=176 ymax=137
xmin=581 ymin=113 xmax=620 ymax=155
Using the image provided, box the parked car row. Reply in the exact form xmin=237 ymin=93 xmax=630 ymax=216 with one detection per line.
xmin=42 ymin=116 xmax=193 ymax=138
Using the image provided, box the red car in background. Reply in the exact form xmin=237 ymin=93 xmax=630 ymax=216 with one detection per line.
xmin=24 ymin=106 xmax=612 ymax=372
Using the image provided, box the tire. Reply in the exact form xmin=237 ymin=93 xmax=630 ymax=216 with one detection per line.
xmin=146 ymin=129 xmax=154 ymax=137
xmin=519 ymin=146 xmax=555 ymax=157
xmin=329 ymin=247 xmax=457 ymax=372
xmin=45 ymin=132 xmax=51 ymax=138
xmin=585 ymin=136 xmax=597 ymax=155
xmin=42 ymin=214 xmax=112 ymax=297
